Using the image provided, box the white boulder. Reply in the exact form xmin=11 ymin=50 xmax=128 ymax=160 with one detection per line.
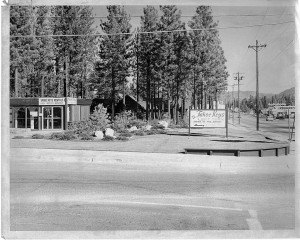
xmin=94 ymin=131 xmax=104 ymax=139
xmin=128 ymin=126 xmax=138 ymax=132
xmin=158 ymin=120 xmax=168 ymax=129
xmin=143 ymin=125 xmax=152 ymax=131
xmin=105 ymin=128 xmax=115 ymax=137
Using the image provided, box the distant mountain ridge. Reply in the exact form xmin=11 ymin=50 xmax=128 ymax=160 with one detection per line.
xmin=227 ymin=87 xmax=295 ymax=100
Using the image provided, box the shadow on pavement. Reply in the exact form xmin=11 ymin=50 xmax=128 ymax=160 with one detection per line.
xmin=167 ymin=132 xmax=244 ymax=139
xmin=211 ymin=139 xmax=276 ymax=144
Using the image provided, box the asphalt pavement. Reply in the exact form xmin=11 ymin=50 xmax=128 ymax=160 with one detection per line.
xmin=10 ymin=148 xmax=295 ymax=232
xmin=7 ymin=120 xmax=297 ymax=237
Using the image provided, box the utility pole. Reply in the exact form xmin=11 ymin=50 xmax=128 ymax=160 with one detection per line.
xmin=230 ymin=84 xmax=237 ymax=124
xmin=248 ymin=40 xmax=266 ymax=131
xmin=136 ymin=33 xmax=139 ymax=114
xmin=234 ymin=72 xmax=244 ymax=124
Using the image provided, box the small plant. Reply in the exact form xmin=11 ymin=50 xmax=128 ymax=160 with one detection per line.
xmin=146 ymin=129 xmax=158 ymax=135
xmin=119 ymin=132 xmax=133 ymax=138
xmin=117 ymin=129 xmax=130 ymax=134
xmin=32 ymin=134 xmax=44 ymax=139
xmin=152 ymin=124 xmax=165 ymax=130
xmin=116 ymin=136 xmax=129 ymax=141
xmin=79 ymin=132 xmax=94 ymax=141
xmin=133 ymin=130 xmax=146 ymax=136
xmin=50 ymin=131 xmax=76 ymax=140
xmin=13 ymin=136 xmax=24 ymax=139
xmin=102 ymin=135 xmax=115 ymax=141
xmin=68 ymin=104 xmax=110 ymax=134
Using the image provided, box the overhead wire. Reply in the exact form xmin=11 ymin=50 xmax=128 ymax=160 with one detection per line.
xmin=233 ymin=7 xmax=270 ymax=84
xmin=10 ymin=20 xmax=294 ymax=38
xmin=262 ymin=39 xmax=295 ymax=68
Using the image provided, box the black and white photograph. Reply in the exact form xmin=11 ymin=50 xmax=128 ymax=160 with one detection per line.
xmin=1 ymin=0 xmax=299 ymax=238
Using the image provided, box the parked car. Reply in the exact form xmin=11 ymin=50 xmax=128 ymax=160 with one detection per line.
xmin=276 ymin=112 xmax=285 ymax=119
xmin=266 ymin=115 xmax=274 ymax=121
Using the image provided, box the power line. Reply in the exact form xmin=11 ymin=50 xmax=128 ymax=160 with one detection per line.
xmin=10 ymin=20 xmax=294 ymax=38
xmin=262 ymin=39 xmax=295 ymax=68
xmin=11 ymin=13 xmax=295 ymax=20
xmin=234 ymin=7 xmax=270 ymax=73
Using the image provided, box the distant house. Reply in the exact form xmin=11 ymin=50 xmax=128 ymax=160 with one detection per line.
xmin=91 ymin=95 xmax=146 ymax=116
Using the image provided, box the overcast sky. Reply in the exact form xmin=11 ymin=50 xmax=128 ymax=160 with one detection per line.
xmin=93 ymin=5 xmax=295 ymax=94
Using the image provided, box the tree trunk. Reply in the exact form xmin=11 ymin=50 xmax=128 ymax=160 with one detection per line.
xmin=123 ymin=79 xmax=126 ymax=111
xmin=146 ymin=60 xmax=150 ymax=121
xmin=41 ymin=75 xmax=44 ymax=97
xmin=111 ymin=67 xmax=115 ymax=119
xmin=168 ymin=89 xmax=171 ymax=119
xmin=14 ymin=68 xmax=18 ymax=97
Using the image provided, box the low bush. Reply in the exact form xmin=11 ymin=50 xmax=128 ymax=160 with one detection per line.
xmin=79 ymin=132 xmax=94 ymax=141
xmin=32 ymin=134 xmax=45 ymax=139
xmin=150 ymin=119 xmax=165 ymax=130
xmin=116 ymin=136 xmax=129 ymax=141
xmin=50 ymin=131 xmax=76 ymax=140
xmin=146 ymin=129 xmax=157 ymax=135
xmin=102 ymin=135 xmax=115 ymax=141
xmin=13 ymin=135 xmax=24 ymax=139
xmin=117 ymin=129 xmax=130 ymax=134
xmin=133 ymin=130 xmax=146 ymax=136
xmin=68 ymin=104 xmax=110 ymax=134
xmin=129 ymin=119 xmax=147 ymax=128
xmin=119 ymin=132 xmax=133 ymax=138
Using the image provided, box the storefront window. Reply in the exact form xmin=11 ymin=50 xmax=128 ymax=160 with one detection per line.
xmin=42 ymin=107 xmax=62 ymax=130
xmin=16 ymin=108 xmax=26 ymax=128
xmin=53 ymin=107 xmax=62 ymax=129
xmin=43 ymin=107 xmax=52 ymax=129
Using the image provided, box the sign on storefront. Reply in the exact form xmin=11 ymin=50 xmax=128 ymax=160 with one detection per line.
xmin=39 ymin=98 xmax=65 ymax=105
xmin=67 ymin=97 xmax=77 ymax=105
xmin=189 ymin=108 xmax=228 ymax=137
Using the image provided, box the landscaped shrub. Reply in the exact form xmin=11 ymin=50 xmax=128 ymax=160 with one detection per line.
xmin=13 ymin=136 xmax=24 ymax=139
xmin=102 ymin=135 xmax=115 ymax=141
xmin=118 ymin=129 xmax=130 ymax=134
xmin=149 ymin=119 xmax=165 ymax=130
xmin=32 ymin=134 xmax=44 ymax=139
xmin=50 ymin=131 xmax=76 ymax=140
xmin=146 ymin=129 xmax=158 ymax=135
xmin=116 ymin=136 xmax=129 ymax=141
xmin=133 ymin=130 xmax=146 ymax=136
xmin=119 ymin=132 xmax=133 ymax=138
xmin=112 ymin=110 xmax=135 ymax=132
xmin=129 ymin=119 xmax=147 ymax=128
xmin=68 ymin=104 xmax=110 ymax=134
xmin=79 ymin=132 xmax=94 ymax=141
xmin=89 ymin=104 xmax=111 ymax=131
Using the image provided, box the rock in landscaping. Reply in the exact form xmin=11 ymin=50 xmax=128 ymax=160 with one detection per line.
xmin=95 ymin=131 xmax=104 ymax=139
xmin=158 ymin=120 xmax=168 ymax=128
xmin=105 ymin=128 xmax=115 ymax=137
xmin=143 ymin=125 xmax=152 ymax=131
xmin=128 ymin=126 xmax=138 ymax=132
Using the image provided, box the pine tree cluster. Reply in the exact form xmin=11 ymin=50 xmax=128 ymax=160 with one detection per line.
xmin=10 ymin=5 xmax=229 ymax=123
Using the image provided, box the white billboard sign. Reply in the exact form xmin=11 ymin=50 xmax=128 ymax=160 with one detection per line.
xmin=67 ymin=97 xmax=77 ymax=105
xmin=190 ymin=109 xmax=226 ymax=128
xmin=39 ymin=98 xmax=65 ymax=105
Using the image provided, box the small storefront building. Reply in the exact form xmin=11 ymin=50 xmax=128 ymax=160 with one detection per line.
xmin=10 ymin=97 xmax=92 ymax=130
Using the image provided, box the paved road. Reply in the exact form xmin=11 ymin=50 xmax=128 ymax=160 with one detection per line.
xmin=10 ymin=148 xmax=295 ymax=231
xmin=231 ymin=114 xmax=295 ymax=140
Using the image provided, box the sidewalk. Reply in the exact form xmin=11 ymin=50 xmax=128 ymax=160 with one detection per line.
xmin=10 ymin=123 xmax=291 ymax=155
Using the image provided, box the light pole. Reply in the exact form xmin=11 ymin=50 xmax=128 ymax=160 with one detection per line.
xmin=234 ymin=72 xmax=244 ymax=124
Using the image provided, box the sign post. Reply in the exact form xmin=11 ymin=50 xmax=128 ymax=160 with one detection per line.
xmin=288 ymin=109 xmax=291 ymax=141
xmin=226 ymin=106 xmax=228 ymax=138
xmin=189 ymin=109 xmax=227 ymax=137
xmin=188 ymin=107 xmax=191 ymax=136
